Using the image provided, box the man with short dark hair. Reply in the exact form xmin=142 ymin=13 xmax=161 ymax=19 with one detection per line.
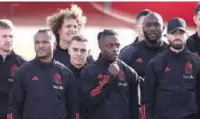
xmin=0 ymin=19 xmax=25 ymax=119
xmin=79 ymin=29 xmax=140 ymax=119
xmin=68 ymin=35 xmax=90 ymax=119
xmin=142 ymin=17 xmax=200 ymax=119
xmin=8 ymin=29 xmax=78 ymax=119
xmin=186 ymin=3 xmax=200 ymax=55
xmin=120 ymin=9 xmax=151 ymax=52
xmin=119 ymin=12 xmax=168 ymax=109
xmin=68 ymin=35 xmax=90 ymax=79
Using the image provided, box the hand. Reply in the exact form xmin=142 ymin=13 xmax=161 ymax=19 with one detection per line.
xmin=108 ymin=61 xmax=120 ymax=76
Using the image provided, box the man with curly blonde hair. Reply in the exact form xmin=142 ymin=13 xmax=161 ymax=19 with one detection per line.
xmin=47 ymin=4 xmax=94 ymax=67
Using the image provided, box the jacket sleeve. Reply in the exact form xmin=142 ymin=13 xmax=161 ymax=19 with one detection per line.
xmin=79 ymin=67 xmax=115 ymax=106
xmin=125 ymin=65 xmax=140 ymax=119
xmin=186 ymin=39 xmax=198 ymax=54
xmin=86 ymin=55 xmax=95 ymax=64
xmin=141 ymin=61 xmax=157 ymax=119
xmin=7 ymin=68 xmax=25 ymax=119
xmin=196 ymin=62 xmax=200 ymax=118
xmin=119 ymin=46 xmax=137 ymax=66
xmin=65 ymin=71 xmax=79 ymax=119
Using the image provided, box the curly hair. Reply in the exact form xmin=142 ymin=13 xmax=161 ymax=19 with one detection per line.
xmin=46 ymin=4 xmax=87 ymax=44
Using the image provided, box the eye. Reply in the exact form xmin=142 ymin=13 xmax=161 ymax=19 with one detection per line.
xmin=73 ymin=48 xmax=78 ymax=52
xmin=116 ymin=43 xmax=120 ymax=48
xmin=107 ymin=44 xmax=112 ymax=48
xmin=154 ymin=22 xmax=161 ymax=27
xmin=81 ymin=49 xmax=86 ymax=53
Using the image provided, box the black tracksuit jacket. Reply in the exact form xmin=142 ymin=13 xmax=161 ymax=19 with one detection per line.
xmin=141 ymin=48 xmax=200 ymax=119
xmin=8 ymin=58 xmax=78 ymax=119
xmin=79 ymin=56 xmax=140 ymax=119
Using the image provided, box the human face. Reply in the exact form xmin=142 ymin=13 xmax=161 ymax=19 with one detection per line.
xmin=69 ymin=40 xmax=89 ymax=67
xmin=34 ymin=32 xmax=55 ymax=59
xmin=58 ymin=18 xmax=79 ymax=43
xmin=167 ymin=29 xmax=187 ymax=50
xmin=0 ymin=28 xmax=13 ymax=53
xmin=143 ymin=13 xmax=164 ymax=44
xmin=99 ymin=35 xmax=120 ymax=62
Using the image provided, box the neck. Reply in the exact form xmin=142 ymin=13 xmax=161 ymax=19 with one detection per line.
xmin=0 ymin=50 xmax=11 ymax=61
xmin=170 ymin=46 xmax=184 ymax=53
xmin=145 ymin=39 xmax=162 ymax=48
xmin=39 ymin=55 xmax=53 ymax=64
xmin=73 ymin=64 xmax=85 ymax=69
xmin=59 ymin=39 xmax=69 ymax=50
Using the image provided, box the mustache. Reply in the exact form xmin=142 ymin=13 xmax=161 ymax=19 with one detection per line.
xmin=174 ymin=38 xmax=182 ymax=41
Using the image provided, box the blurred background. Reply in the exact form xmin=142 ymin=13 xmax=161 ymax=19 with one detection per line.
xmin=0 ymin=2 xmax=198 ymax=60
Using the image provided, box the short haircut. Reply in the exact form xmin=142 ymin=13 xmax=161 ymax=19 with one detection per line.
xmin=0 ymin=19 xmax=14 ymax=29
xmin=34 ymin=28 xmax=56 ymax=42
xmin=46 ymin=4 xmax=87 ymax=44
xmin=97 ymin=29 xmax=118 ymax=42
xmin=70 ymin=35 xmax=88 ymax=44
xmin=195 ymin=3 xmax=200 ymax=15
xmin=136 ymin=9 xmax=152 ymax=21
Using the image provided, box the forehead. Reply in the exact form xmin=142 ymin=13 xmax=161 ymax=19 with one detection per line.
xmin=143 ymin=14 xmax=163 ymax=25
xmin=0 ymin=28 xmax=12 ymax=34
xmin=34 ymin=32 xmax=52 ymax=41
xmin=63 ymin=18 xmax=78 ymax=25
xmin=70 ymin=40 xmax=88 ymax=49
xmin=103 ymin=35 xmax=119 ymax=44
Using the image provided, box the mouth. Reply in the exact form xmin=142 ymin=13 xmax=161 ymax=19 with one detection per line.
xmin=148 ymin=33 xmax=158 ymax=38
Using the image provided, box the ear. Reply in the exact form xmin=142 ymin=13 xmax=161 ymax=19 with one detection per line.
xmin=194 ymin=16 xmax=197 ymax=24
xmin=163 ymin=25 xmax=165 ymax=31
xmin=53 ymin=42 xmax=56 ymax=50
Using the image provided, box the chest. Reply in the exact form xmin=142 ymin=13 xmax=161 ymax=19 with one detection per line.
xmin=94 ymin=66 xmax=129 ymax=91
xmin=155 ymin=58 xmax=197 ymax=91
xmin=130 ymin=49 xmax=163 ymax=76
xmin=25 ymin=68 xmax=66 ymax=100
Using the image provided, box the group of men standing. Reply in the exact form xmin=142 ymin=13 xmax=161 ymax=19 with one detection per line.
xmin=1 ymin=3 xmax=200 ymax=119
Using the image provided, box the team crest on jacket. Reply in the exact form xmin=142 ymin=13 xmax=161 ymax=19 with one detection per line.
xmin=185 ymin=62 xmax=192 ymax=74
xmin=54 ymin=72 xmax=62 ymax=85
xmin=118 ymin=70 xmax=125 ymax=81
xmin=10 ymin=64 xmax=18 ymax=77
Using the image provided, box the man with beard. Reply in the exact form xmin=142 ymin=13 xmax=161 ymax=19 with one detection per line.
xmin=119 ymin=12 xmax=168 ymax=109
xmin=47 ymin=4 xmax=94 ymax=67
xmin=186 ymin=4 xmax=200 ymax=56
xmin=120 ymin=9 xmax=152 ymax=53
xmin=68 ymin=35 xmax=90 ymax=119
xmin=79 ymin=29 xmax=140 ymax=119
xmin=141 ymin=18 xmax=200 ymax=119
xmin=8 ymin=29 xmax=78 ymax=119
xmin=0 ymin=19 xmax=25 ymax=119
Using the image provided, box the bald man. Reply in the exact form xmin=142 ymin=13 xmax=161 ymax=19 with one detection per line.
xmin=119 ymin=12 xmax=168 ymax=108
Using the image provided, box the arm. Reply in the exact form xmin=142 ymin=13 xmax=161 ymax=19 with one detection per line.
xmin=119 ymin=46 xmax=137 ymax=66
xmin=79 ymin=67 xmax=115 ymax=106
xmin=141 ymin=61 xmax=157 ymax=119
xmin=186 ymin=39 xmax=198 ymax=55
xmin=197 ymin=67 xmax=200 ymax=118
xmin=125 ymin=66 xmax=140 ymax=119
xmin=7 ymin=69 xmax=25 ymax=119
xmin=65 ymin=72 xmax=79 ymax=119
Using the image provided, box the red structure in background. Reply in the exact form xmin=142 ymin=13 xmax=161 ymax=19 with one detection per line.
xmin=0 ymin=2 xmax=198 ymax=28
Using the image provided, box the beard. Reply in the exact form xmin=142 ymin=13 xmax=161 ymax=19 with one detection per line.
xmin=169 ymin=39 xmax=184 ymax=50
xmin=143 ymin=30 xmax=161 ymax=44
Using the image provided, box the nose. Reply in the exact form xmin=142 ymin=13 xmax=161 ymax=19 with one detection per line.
xmin=77 ymin=50 xmax=82 ymax=56
xmin=112 ymin=45 xmax=119 ymax=53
